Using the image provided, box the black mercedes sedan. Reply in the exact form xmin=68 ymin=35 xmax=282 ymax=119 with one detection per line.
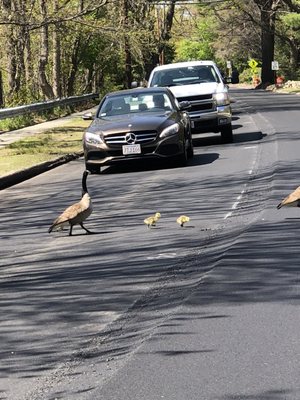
xmin=82 ymin=87 xmax=193 ymax=173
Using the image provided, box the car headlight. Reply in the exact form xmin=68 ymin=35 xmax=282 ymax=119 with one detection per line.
xmin=84 ymin=131 xmax=104 ymax=145
xmin=160 ymin=123 xmax=180 ymax=139
xmin=214 ymin=92 xmax=230 ymax=106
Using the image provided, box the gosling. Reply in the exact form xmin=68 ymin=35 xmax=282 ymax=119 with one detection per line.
xmin=144 ymin=212 xmax=161 ymax=228
xmin=176 ymin=215 xmax=190 ymax=227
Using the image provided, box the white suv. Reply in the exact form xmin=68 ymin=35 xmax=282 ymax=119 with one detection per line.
xmin=147 ymin=60 xmax=233 ymax=143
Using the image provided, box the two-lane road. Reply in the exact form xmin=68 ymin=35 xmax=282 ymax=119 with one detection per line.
xmin=1 ymin=87 xmax=299 ymax=399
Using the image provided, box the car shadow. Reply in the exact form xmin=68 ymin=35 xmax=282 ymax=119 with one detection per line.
xmin=192 ymin=129 xmax=265 ymax=147
xmin=100 ymin=153 xmax=219 ymax=174
xmin=188 ymin=153 xmax=219 ymax=166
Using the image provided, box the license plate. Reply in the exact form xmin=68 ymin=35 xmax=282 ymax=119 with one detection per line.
xmin=122 ymin=144 xmax=141 ymax=155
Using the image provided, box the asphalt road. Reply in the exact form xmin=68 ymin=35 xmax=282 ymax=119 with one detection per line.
xmin=0 ymin=88 xmax=300 ymax=400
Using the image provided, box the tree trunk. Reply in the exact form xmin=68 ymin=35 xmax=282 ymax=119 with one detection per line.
xmin=14 ymin=0 xmax=28 ymax=94
xmin=38 ymin=0 xmax=55 ymax=99
xmin=6 ymin=30 xmax=17 ymax=96
xmin=24 ymin=22 xmax=32 ymax=90
xmin=67 ymin=0 xmax=84 ymax=96
xmin=0 ymin=70 xmax=4 ymax=107
xmin=289 ymin=41 xmax=300 ymax=79
xmin=158 ymin=0 xmax=176 ymax=64
xmin=123 ymin=0 xmax=132 ymax=88
xmin=2 ymin=0 xmax=17 ymax=97
xmin=52 ymin=0 xmax=62 ymax=98
xmin=254 ymin=0 xmax=282 ymax=85
xmin=67 ymin=37 xmax=81 ymax=96
xmin=83 ymin=68 xmax=93 ymax=93
xmin=260 ymin=2 xmax=276 ymax=84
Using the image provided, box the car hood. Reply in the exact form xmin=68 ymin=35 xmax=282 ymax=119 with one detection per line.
xmin=168 ymin=82 xmax=227 ymax=98
xmin=88 ymin=111 xmax=176 ymax=134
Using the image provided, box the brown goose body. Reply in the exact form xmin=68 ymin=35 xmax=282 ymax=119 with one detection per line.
xmin=48 ymin=170 xmax=93 ymax=235
xmin=277 ymin=186 xmax=300 ymax=209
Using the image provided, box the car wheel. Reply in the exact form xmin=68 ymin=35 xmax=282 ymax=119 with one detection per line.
xmin=220 ymin=124 xmax=233 ymax=143
xmin=187 ymin=137 xmax=194 ymax=158
xmin=85 ymin=163 xmax=101 ymax=174
xmin=175 ymin=140 xmax=188 ymax=167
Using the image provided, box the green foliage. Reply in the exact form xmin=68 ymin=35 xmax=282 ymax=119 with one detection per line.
xmin=0 ymin=0 xmax=299 ymax=110
xmin=239 ymin=67 xmax=262 ymax=83
xmin=0 ymin=115 xmax=35 ymax=132
xmin=175 ymin=39 xmax=215 ymax=61
xmin=275 ymin=9 xmax=300 ymax=79
xmin=239 ymin=68 xmax=255 ymax=83
xmin=281 ymin=12 xmax=300 ymax=32
xmin=174 ymin=16 xmax=216 ymax=61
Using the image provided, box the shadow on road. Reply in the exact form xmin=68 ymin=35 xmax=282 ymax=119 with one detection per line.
xmin=100 ymin=151 xmax=220 ymax=175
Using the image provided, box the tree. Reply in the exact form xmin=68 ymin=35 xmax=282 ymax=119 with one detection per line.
xmin=276 ymin=0 xmax=300 ymax=78
xmin=52 ymin=0 xmax=62 ymax=98
xmin=174 ymin=16 xmax=216 ymax=61
xmin=252 ymin=0 xmax=283 ymax=84
xmin=193 ymin=0 xmax=294 ymax=84
xmin=0 ymin=69 xmax=3 ymax=107
xmin=38 ymin=0 xmax=55 ymax=99
xmin=0 ymin=0 xmax=110 ymax=103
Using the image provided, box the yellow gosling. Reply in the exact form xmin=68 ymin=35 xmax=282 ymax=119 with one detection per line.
xmin=144 ymin=212 xmax=161 ymax=228
xmin=176 ymin=215 xmax=190 ymax=227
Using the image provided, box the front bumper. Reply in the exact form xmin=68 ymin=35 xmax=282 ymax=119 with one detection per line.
xmin=84 ymin=136 xmax=184 ymax=167
xmin=189 ymin=105 xmax=232 ymax=133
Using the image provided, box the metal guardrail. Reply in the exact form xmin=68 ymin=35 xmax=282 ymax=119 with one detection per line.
xmin=0 ymin=93 xmax=99 ymax=120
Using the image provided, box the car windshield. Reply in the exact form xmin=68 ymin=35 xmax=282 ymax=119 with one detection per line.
xmin=98 ymin=92 xmax=174 ymax=118
xmin=150 ymin=65 xmax=220 ymax=87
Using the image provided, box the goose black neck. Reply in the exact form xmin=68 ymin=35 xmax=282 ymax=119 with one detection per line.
xmin=82 ymin=171 xmax=89 ymax=195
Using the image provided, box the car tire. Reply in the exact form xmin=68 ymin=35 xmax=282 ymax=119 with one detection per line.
xmin=85 ymin=163 xmax=101 ymax=174
xmin=175 ymin=139 xmax=188 ymax=167
xmin=187 ymin=137 xmax=194 ymax=158
xmin=220 ymin=124 xmax=233 ymax=143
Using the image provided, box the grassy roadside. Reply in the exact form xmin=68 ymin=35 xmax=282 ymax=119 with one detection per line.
xmin=0 ymin=117 xmax=90 ymax=177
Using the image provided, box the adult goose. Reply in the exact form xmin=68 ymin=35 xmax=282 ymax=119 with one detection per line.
xmin=277 ymin=186 xmax=300 ymax=209
xmin=48 ymin=170 xmax=93 ymax=236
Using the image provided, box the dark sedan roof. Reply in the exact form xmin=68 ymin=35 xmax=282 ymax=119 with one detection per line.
xmin=105 ymin=86 xmax=173 ymax=98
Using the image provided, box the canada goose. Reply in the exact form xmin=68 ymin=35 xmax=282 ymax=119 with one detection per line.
xmin=277 ymin=186 xmax=300 ymax=209
xmin=144 ymin=212 xmax=161 ymax=228
xmin=176 ymin=215 xmax=190 ymax=227
xmin=48 ymin=170 xmax=93 ymax=236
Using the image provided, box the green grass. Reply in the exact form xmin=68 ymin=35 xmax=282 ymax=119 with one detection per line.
xmin=0 ymin=115 xmax=35 ymax=131
xmin=0 ymin=118 xmax=90 ymax=177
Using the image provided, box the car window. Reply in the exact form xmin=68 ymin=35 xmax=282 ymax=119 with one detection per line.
xmin=99 ymin=93 xmax=173 ymax=117
xmin=150 ymin=65 xmax=220 ymax=87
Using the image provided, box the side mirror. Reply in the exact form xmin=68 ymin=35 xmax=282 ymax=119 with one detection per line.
xmin=82 ymin=112 xmax=94 ymax=120
xmin=179 ymin=100 xmax=191 ymax=111
xmin=223 ymin=76 xmax=231 ymax=84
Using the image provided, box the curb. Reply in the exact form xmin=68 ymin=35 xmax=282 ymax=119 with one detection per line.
xmin=0 ymin=152 xmax=83 ymax=191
